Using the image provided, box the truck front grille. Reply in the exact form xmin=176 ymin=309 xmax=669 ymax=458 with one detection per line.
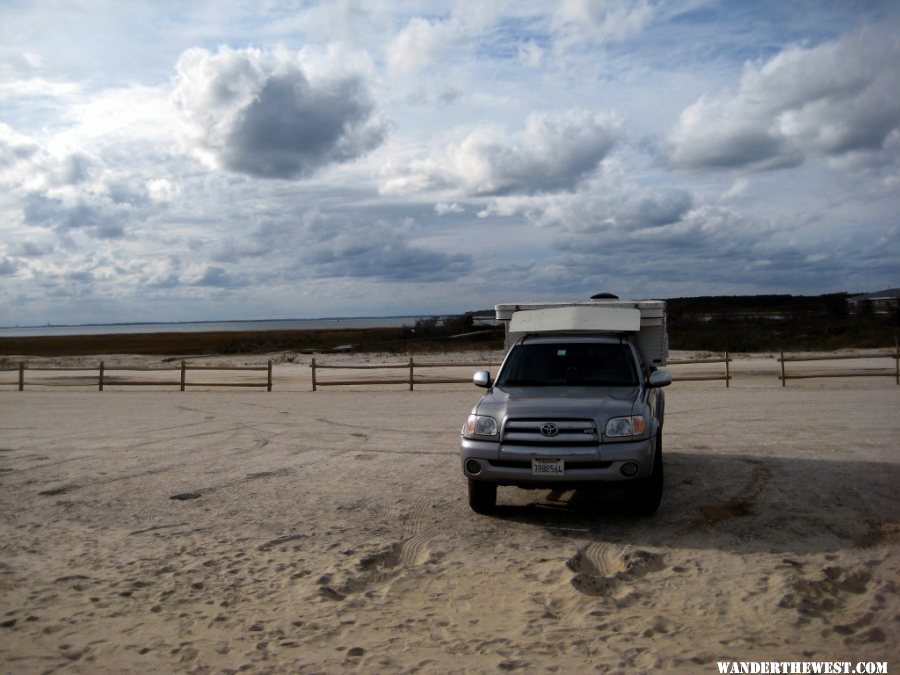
xmin=490 ymin=459 xmax=612 ymax=469
xmin=502 ymin=419 xmax=599 ymax=447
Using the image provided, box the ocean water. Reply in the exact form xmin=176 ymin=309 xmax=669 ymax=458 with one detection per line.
xmin=0 ymin=316 xmax=424 ymax=338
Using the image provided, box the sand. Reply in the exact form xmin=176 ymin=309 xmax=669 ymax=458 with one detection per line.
xmin=0 ymin=351 xmax=898 ymax=673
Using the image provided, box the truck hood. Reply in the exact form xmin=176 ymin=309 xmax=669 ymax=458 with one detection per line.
xmin=473 ymin=385 xmax=639 ymax=423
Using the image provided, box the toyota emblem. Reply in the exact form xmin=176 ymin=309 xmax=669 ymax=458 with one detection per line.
xmin=540 ymin=423 xmax=559 ymax=437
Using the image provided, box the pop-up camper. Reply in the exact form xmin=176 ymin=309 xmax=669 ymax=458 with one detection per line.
xmin=494 ymin=298 xmax=668 ymax=366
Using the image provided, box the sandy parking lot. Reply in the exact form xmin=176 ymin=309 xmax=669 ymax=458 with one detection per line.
xmin=0 ymin=356 xmax=898 ymax=673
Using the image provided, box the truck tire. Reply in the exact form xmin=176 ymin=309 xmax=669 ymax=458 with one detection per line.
xmin=625 ymin=432 xmax=663 ymax=516
xmin=468 ymin=479 xmax=497 ymax=514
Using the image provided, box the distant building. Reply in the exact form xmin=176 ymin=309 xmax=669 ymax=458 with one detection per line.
xmin=472 ymin=313 xmax=502 ymax=327
xmin=848 ymin=288 xmax=900 ymax=314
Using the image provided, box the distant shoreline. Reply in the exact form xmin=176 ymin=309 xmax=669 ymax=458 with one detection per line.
xmin=0 ymin=316 xmax=425 ymax=338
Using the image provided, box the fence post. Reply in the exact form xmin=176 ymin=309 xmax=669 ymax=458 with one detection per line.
xmin=19 ymin=362 xmax=24 ymax=391
xmin=181 ymin=360 xmax=186 ymax=391
xmin=267 ymin=360 xmax=272 ymax=392
xmin=725 ymin=351 xmax=730 ymax=388
xmin=409 ymin=357 xmax=414 ymax=391
xmin=779 ymin=351 xmax=786 ymax=387
xmin=99 ymin=361 xmax=104 ymax=391
xmin=311 ymin=358 xmax=317 ymax=392
xmin=895 ymin=345 xmax=899 ymax=386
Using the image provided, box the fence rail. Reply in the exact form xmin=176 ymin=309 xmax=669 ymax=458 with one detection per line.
xmin=310 ymin=355 xmax=736 ymax=389
xmin=310 ymin=357 xmax=492 ymax=391
xmin=2 ymin=360 xmax=273 ymax=391
xmin=667 ymin=353 xmax=732 ymax=387
xmin=777 ymin=349 xmax=899 ymax=386
xmin=6 ymin=348 xmax=899 ymax=392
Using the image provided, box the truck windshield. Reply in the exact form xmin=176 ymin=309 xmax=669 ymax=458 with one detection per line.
xmin=496 ymin=342 xmax=639 ymax=387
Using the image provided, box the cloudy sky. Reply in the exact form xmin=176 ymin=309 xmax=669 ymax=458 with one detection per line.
xmin=1 ymin=1 xmax=898 ymax=325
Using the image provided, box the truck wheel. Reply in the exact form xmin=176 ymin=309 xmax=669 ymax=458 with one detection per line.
xmin=468 ymin=479 xmax=497 ymax=514
xmin=625 ymin=433 xmax=663 ymax=516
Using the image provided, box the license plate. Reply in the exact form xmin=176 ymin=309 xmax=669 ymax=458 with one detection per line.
xmin=532 ymin=457 xmax=564 ymax=476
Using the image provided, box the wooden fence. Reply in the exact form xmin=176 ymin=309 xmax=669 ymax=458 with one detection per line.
xmin=310 ymin=357 xmax=493 ymax=391
xmin=667 ymin=353 xmax=732 ymax=387
xmin=6 ymin=350 xmax=898 ymax=392
xmin=777 ymin=349 xmax=900 ymax=386
xmin=311 ymin=350 xmax=899 ymax=390
xmin=2 ymin=360 xmax=273 ymax=391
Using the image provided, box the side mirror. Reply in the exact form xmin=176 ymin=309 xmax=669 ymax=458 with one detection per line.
xmin=473 ymin=370 xmax=492 ymax=388
xmin=648 ymin=370 xmax=672 ymax=388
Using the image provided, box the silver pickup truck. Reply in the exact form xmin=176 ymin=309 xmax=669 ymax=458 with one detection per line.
xmin=460 ymin=333 xmax=671 ymax=515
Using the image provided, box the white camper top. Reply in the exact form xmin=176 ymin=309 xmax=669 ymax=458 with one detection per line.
xmin=495 ymin=299 xmax=668 ymax=366
xmin=508 ymin=305 xmax=641 ymax=334
xmin=495 ymin=299 xmax=665 ymax=322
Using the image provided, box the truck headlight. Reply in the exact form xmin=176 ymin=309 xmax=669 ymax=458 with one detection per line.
xmin=465 ymin=414 xmax=498 ymax=438
xmin=605 ymin=415 xmax=646 ymax=438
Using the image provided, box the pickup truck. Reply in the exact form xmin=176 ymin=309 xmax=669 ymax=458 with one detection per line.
xmin=459 ymin=329 xmax=671 ymax=515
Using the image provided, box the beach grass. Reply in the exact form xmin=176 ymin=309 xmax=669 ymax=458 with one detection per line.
xmin=0 ymin=326 xmax=504 ymax=357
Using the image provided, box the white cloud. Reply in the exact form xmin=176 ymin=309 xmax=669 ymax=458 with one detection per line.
xmin=387 ymin=16 xmax=459 ymax=76
xmin=722 ymin=178 xmax=750 ymax=200
xmin=62 ymin=85 xmax=178 ymax=150
xmin=435 ymin=202 xmax=464 ymax=215
xmin=552 ymin=0 xmax=658 ymax=45
xmin=479 ymin=170 xmax=695 ymax=236
xmin=385 ymin=6 xmax=501 ymax=77
xmin=517 ymin=41 xmax=545 ymax=68
xmin=0 ymin=77 xmax=80 ymax=100
xmin=146 ymin=178 xmax=179 ymax=203
xmin=380 ymin=109 xmax=621 ymax=196
xmin=669 ymin=27 xmax=900 ymax=171
xmin=0 ymin=124 xmax=101 ymax=194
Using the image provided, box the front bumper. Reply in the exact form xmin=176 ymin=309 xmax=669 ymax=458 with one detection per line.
xmin=460 ymin=436 xmax=655 ymax=485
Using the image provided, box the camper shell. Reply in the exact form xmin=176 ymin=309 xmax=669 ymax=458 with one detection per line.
xmin=495 ymin=298 xmax=668 ymax=366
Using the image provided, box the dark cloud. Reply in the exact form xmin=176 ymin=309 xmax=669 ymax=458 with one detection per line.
xmin=56 ymin=153 xmax=92 ymax=185
xmin=64 ymin=270 xmax=94 ymax=284
xmin=670 ymin=126 xmax=802 ymax=172
xmin=193 ymin=266 xmax=242 ymax=288
xmin=0 ymin=126 xmax=39 ymax=169
xmin=633 ymin=193 xmax=693 ymax=229
xmin=106 ymin=182 xmax=148 ymax=206
xmin=175 ymin=47 xmax=386 ymax=179
xmin=303 ymin=237 xmax=470 ymax=282
xmin=552 ymin=205 xmax=899 ymax=297
xmin=12 ymin=240 xmax=54 ymax=257
xmin=23 ymin=193 xmax=127 ymax=239
xmin=0 ymin=257 xmax=20 ymax=276
xmin=299 ymin=223 xmax=470 ymax=281
xmin=223 ymin=72 xmax=385 ymax=179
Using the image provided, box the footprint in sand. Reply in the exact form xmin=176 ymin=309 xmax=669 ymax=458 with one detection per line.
xmin=567 ymin=542 xmax=665 ymax=597
xmin=778 ymin=564 xmax=873 ymax=628
xmin=315 ymin=498 xmax=460 ymax=601
xmin=39 ymin=484 xmax=80 ymax=496
xmin=169 ymin=492 xmax=202 ymax=501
